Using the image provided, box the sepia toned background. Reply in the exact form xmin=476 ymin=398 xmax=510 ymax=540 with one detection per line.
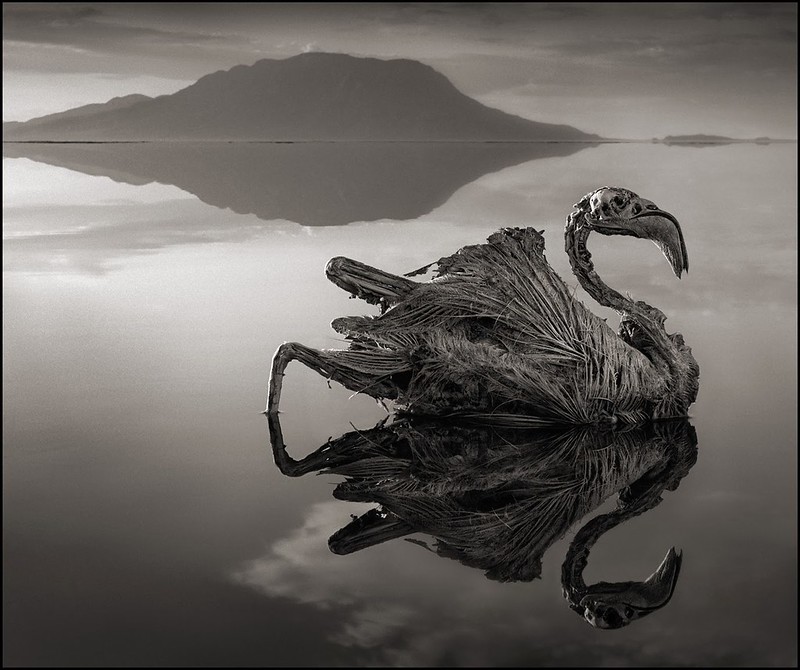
xmin=3 ymin=3 xmax=797 ymax=667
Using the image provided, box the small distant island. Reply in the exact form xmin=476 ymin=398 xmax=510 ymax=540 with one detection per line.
xmin=652 ymin=134 xmax=787 ymax=146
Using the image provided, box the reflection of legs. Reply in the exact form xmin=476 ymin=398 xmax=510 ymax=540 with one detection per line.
xmin=326 ymin=256 xmax=417 ymax=310
xmin=266 ymin=417 xmax=393 ymax=477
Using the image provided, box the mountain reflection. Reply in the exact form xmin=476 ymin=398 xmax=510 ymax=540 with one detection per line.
xmin=270 ymin=416 xmax=697 ymax=629
xmin=3 ymin=141 xmax=594 ymax=226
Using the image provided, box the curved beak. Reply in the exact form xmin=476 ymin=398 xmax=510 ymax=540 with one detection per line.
xmin=587 ymin=195 xmax=689 ymax=279
xmin=632 ymin=209 xmax=689 ymax=278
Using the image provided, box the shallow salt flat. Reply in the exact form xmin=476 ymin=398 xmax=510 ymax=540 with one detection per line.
xmin=2 ymin=142 xmax=797 ymax=666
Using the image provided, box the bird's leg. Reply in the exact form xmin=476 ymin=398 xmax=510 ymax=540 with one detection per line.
xmin=326 ymin=256 xmax=417 ymax=312
xmin=268 ymin=342 xmax=351 ymax=415
xmin=268 ymin=341 xmax=405 ymax=412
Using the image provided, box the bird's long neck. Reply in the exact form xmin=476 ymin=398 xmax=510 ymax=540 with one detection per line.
xmin=564 ymin=208 xmax=677 ymax=370
xmin=562 ymin=423 xmax=697 ymax=598
xmin=564 ymin=208 xmax=640 ymax=316
xmin=561 ymin=489 xmax=663 ymax=596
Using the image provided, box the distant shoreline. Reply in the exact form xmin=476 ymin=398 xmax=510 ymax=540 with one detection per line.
xmin=2 ymin=139 xmax=796 ymax=145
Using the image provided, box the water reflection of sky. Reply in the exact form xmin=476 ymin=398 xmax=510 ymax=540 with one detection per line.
xmin=4 ymin=144 xmax=797 ymax=313
xmin=3 ymin=144 xmax=797 ymax=666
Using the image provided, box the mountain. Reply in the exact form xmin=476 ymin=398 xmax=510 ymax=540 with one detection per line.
xmin=2 ymin=140 xmax=595 ymax=226
xmin=2 ymin=53 xmax=598 ymax=142
xmin=3 ymin=95 xmax=152 ymax=136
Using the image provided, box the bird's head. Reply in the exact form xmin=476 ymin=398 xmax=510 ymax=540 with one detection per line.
xmin=577 ymin=186 xmax=689 ymax=278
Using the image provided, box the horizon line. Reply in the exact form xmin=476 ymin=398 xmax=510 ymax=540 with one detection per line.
xmin=3 ymin=138 xmax=797 ymax=145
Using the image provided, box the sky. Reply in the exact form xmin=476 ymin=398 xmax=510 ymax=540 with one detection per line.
xmin=2 ymin=2 xmax=797 ymax=139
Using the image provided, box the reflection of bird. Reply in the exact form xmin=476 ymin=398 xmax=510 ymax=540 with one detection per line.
xmin=268 ymin=414 xmax=698 ymax=628
xmin=267 ymin=187 xmax=699 ymax=425
xmin=560 ymin=435 xmax=697 ymax=629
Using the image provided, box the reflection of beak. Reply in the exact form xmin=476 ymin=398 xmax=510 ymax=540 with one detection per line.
xmin=640 ymin=546 xmax=683 ymax=609
xmin=578 ymin=546 xmax=683 ymax=624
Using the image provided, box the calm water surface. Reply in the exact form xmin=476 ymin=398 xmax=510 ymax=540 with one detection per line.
xmin=3 ymin=142 xmax=797 ymax=666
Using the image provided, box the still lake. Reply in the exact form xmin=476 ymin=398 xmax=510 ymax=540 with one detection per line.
xmin=3 ymin=142 xmax=797 ymax=666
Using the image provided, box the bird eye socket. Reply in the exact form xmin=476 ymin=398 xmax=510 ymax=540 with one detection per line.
xmin=602 ymin=608 xmax=623 ymax=626
xmin=631 ymin=203 xmax=642 ymax=215
xmin=624 ymin=606 xmax=634 ymax=618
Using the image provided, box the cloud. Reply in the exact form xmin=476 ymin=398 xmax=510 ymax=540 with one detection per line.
xmin=230 ymin=500 xmax=554 ymax=665
xmin=2 ymin=4 xmax=226 ymax=48
xmin=2 ymin=3 xmax=257 ymax=83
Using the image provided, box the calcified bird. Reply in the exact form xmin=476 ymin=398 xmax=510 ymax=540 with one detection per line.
xmin=267 ymin=187 xmax=699 ymax=425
